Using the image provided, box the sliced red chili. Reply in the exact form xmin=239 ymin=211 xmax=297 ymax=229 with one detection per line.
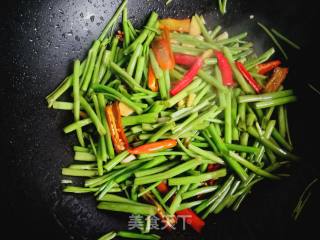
xmin=174 ymin=53 xmax=199 ymax=67
xmin=257 ymin=60 xmax=281 ymax=75
xmin=128 ymin=139 xmax=177 ymax=155
xmin=176 ymin=208 xmax=205 ymax=233
xmin=151 ymin=27 xmax=175 ymax=70
xmin=236 ymin=61 xmax=262 ymax=93
xmin=105 ymin=102 xmax=129 ymax=153
xmin=170 ymin=57 xmax=203 ymax=96
xmin=215 ymin=50 xmax=235 ymax=87
xmin=264 ymin=67 xmax=289 ymax=93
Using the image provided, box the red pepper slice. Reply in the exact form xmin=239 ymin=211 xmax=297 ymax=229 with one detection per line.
xmin=105 ymin=102 xmax=129 ymax=153
xmin=151 ymin=27 xmax=175 ymax=70
xmin=162 ymin=27 xmax=175 ymax=68
xmin=170 ymin=57 xmax=203 ymax=96
xmin=215 ymin=50 xmax=235 ymax=87
xmin=170 ymin=50 xmax=213 ymax=96
xmin=264 ymin=67 xmax=289 ymax=93
xmin=176 ymin=208 xmax=205 ymax=233
xmin=128 ymin=139 xmax=177 ymax=155
xmin=157 ymin=181 xmax=169 ymax=194
xmin=148 ymin=64 xmax=159 ymax=92
xmin=174 ymin=53 xmax=199 ymax=67
xmin=257 ymin=60 xmax=281 ymax=75
xmin=159 ymin=18 xmax=191 ymax=33
xmin=236 ymin=61 xmax=262 ymax=93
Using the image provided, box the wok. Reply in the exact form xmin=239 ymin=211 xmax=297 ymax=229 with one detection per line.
xmin=1 ymin=0 xmax=319 ymax=239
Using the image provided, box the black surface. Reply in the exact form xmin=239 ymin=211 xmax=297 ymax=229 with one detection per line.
xmin=1 ymin=0 xmax=319 ymax=239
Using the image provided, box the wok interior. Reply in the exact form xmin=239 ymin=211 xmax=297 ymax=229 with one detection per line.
xmin=3 ymin=0 xmax=319 ymax=239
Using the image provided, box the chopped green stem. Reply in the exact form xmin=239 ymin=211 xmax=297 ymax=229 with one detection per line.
xmin=135 ymin=56 xmax=145 ymax=85
xmin=97 ymin=202 xmax=157 ymax=216
xmin=195 ymin=175 xmax=234 ymax=214
xmin=81 ymin=40 xmax=100 ymax=91
xmin=177 ymin=200 xmax=204 ymax=211
xmin=254 ymin=96 xmax=297 ymax=109
xmin=98 ymin=0 xmax=128 ymax=41
xmin=93 ymin=84 xmax=144 ymax=114
xmin=52 ymin=101 xmax=74 ymax=110
xmin=63 ymin=118 xmax=92 ymax=133
xmin=189 ymin=143 xmax=224 ymax=164
xmin=163 ymin=187 xmax=177 ymax=203
xmin=211 ymin=25 xmax=222 ymax=39
xmin=169 ymin=168 xmax=227 ymax=186
xmin=257 ymin=22 xmax=288 ymax=60
xmin=182 ymin=186 xmax=219 ymax=200
xmin=228 ymin=151 xmax=280 ymax=179
xmin=244 ymin=48 xmax=275 ymax=70
xmin=195 ymin=14 xmax=214 ymax=43
xmin=74 ymin=151 xmax=96 ymax=161
xmin=62 ymin=168 xmax=97 ymax=177
xmin=80 ymin=96 xmax=106 ymax=135
xmin=124 ymin=12 xmax=158 ymax=55
xmin=134 ymin=159 xmax=202 ymax=185
xmin=104 ymin=151 xmax=130 ymax=172
xmin=238 ymin=89 xmax=294 ymax=103
xmin=135 ymin=162 xmax=178 ymax=178
xmin=224 ymin=90 xmax=232 ymax=144
xmin=122 ymin=113 xmax=158 ymax=126
xmin=247 ymin=126 xmax=299 ymax=160
xmin=226 ymin=143 xmax=259 ymax=153
xmin=271 ymin=28 xmax=301 ymax=50
xmin=127 ymin=44 xmax=143 ymax=76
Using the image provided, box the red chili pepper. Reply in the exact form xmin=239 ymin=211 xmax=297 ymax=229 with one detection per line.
xmin=236 ymin=61 xmax=262 ymax=93
xmin=128 ymin=139 xmax=177 ymax=155
xmin=152 ymin=27 xmax=175 ymax=70
xmin=257 ymin=60 xmax=281 ymax=75
xmin=105 ymin=102 xmax=129 ymax=153
xmin=148 ymin=64 xmax=158 ymax=92
xmin=174 ymin=53 xmax=199 ymax=67
xmin=170 ymin=50 xmax=213 ymax=96
xmin=170 ymin=57 xmax=203 ymax=96
xmin=215 ymin=50 xmax=235 ymax=87
xmin=162 ymin=27 xmax=175 ymax=68
xmin=264 ymin=67 xmax=289 ymax=93
xmin=157 ymin=181 xmax=169 ymax=194
xmin=159 ymin=18 xmax=191 ymax=33
xmin=176 ymin=208 xmax=205 ymax=233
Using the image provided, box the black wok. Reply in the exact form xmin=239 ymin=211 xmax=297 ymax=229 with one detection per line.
xmin=1 ymin=0 xmax=319 ymax=239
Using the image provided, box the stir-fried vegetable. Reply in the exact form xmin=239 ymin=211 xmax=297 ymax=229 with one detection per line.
xmin=46 ymin=1 xmax=299 ymax=239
